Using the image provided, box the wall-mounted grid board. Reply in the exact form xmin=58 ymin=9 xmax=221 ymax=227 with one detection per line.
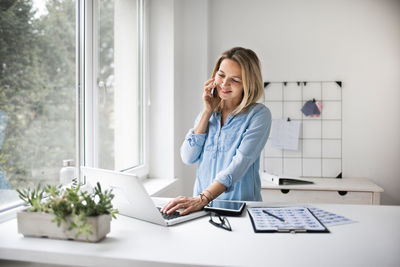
xmin=262 ymin=81 xmax=343 ymax=178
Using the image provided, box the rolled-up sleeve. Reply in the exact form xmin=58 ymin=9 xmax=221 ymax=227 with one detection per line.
xmin=180 ymin=113 xmax=207 ymax=165
xmin=215 ymin=107 xmax=272 ymax=191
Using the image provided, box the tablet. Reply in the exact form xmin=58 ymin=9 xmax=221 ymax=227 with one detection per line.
xmin=204 ymin=200 xmax=246 ymax=216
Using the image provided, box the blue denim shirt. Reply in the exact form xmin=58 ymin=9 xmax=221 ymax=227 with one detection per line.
xmin=181 ymin=103 xmax=271 ymax=201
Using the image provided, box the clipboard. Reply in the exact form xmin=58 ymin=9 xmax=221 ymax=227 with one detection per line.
xmin=247 ymin=206 xmax=329 ymax=233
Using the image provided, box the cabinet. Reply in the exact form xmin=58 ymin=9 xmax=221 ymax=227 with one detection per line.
xmin=261 ymin=177 xmax=383 ymax=205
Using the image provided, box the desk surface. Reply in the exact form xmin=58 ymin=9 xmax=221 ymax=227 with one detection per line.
xmin=0 ymin=202 xmax=399 ymax=267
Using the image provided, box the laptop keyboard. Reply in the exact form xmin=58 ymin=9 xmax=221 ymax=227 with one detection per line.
xmin=157 ymin=207 xmax=183 ymax=220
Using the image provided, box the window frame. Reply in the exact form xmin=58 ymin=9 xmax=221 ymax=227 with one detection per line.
xmin=1 ymin=0 xmax=81 ymax=220
xmin=78 ymin=0 xmax=149 ymax=181
xmin=0 ymin=0 xmax=148 ymax=220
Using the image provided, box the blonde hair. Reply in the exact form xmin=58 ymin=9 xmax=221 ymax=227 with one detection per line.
xmin=211 ymin=47 xmax=264 ymax=115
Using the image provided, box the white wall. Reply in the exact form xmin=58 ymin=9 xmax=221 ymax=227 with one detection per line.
xmin=148 ymin=0 xmax=208 ymax=197
xmin=148 ymin=0 xmax=175 ymax=180
xmin=173 ymin=0 xmax=209 ymax=196
xmin=172 ymin=0 xmax=400 ymax=204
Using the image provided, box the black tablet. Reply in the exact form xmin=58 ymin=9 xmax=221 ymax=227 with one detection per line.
xmin=204 ymin=200 xmax=246 ymax=216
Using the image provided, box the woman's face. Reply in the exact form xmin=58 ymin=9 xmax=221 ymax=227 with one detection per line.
xmin=215 ymin=59 xmax=244 ymax=105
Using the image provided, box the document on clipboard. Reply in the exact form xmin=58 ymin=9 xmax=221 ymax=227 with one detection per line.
xmin=247 ymin=207 xmax=329 ymax=233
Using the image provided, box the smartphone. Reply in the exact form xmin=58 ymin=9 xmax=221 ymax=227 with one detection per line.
xmin=211 ymin=85 xmax=217 ymax=98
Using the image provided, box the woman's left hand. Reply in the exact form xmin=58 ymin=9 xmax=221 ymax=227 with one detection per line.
xmin=160 ymin=195 xmax=208 ymax=216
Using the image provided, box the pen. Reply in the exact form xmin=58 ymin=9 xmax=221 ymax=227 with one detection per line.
xmin=263 ymin=210 xmax=287 ymax=223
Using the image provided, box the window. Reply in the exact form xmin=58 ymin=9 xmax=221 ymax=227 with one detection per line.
xmin=82 ymin=0 xmax=147 ymax=177
xmin=0 ymin=0 xmax=147 ymax=214
xmin=0 ymin=0 xmax=77 ymax=211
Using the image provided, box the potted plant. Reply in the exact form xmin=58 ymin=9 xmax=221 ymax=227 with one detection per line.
xmin=16 ymin=182 xmax=118 ymax=242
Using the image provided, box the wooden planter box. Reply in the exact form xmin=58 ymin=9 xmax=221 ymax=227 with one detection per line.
xmin=17 ymin=211 xmax=111 ymax=242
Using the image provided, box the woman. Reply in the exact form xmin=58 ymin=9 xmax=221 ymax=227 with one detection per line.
xmin=161 ymin=47 xmax=271 ymax=215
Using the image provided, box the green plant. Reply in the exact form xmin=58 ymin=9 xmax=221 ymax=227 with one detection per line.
xmin=17 ymin=182 xmax=118 ymax=239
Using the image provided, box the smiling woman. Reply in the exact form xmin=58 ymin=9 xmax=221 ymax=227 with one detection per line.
xmin=211 ymin=47 xmax=264 ymax=117
xmin=214 ymin=59 xmax=244 ymax=119
xmin=161 ymin=47 xmax=272 ymax=216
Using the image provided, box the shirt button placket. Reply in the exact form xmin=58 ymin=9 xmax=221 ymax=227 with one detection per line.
xmin=214 ymin=128 xmax=221 ymax=158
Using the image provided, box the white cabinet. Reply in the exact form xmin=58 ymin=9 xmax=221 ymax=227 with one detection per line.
xmin=261 ymin=177 xmax=383 ymax=205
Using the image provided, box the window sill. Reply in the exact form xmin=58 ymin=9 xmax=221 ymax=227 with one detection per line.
xmin=142 ymin=177 xmax=179 ymax=196
xmin=0 ymin=190 xmax=23 ymax=224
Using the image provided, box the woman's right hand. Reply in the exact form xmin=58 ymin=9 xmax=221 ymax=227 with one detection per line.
xmin=203 ymin=78 xmax=220 ymax=113
xmin=194 ymin=78 xmax=221 ymax=134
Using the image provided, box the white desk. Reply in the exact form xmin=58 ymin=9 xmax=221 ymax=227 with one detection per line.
xmin=0 ymin=202 xmax=399 ymax=267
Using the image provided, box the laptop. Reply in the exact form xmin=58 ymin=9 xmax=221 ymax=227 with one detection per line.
xmin=81 ymin=166 xmax=208 ymax=226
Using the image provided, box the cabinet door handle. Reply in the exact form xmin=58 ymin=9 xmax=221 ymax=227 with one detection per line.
xmin=338 ymin=191 xmax=348 ymax=196
xmin=280 ymin=189 xmax=290 ymax=194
